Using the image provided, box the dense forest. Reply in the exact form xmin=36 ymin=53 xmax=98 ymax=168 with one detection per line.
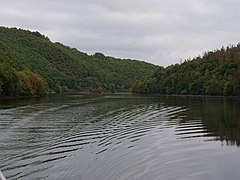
xmin=0 ymin=27 xmax=158 ymax=97
xmin=2 ymin=27 xmax=240 ymax=97
xmin=132 ymin=45 xmax=240 ymax=96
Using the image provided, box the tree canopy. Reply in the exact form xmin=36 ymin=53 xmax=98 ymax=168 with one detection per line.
xmin=0 ymin=27 xmax=158 ymax=97
xmin=132 ymin=45 xmax=240 ymax=96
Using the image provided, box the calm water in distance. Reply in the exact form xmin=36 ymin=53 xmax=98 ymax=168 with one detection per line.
xmin=0 ymin=94 xmax=240 ymax=180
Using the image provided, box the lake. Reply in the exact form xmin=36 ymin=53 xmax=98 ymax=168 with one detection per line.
xmin=0 ymin=94 xmax=240 ymax=180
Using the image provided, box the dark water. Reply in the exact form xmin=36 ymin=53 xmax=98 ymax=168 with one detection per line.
xmin=0 ymin=94 xmax=240 ymax=180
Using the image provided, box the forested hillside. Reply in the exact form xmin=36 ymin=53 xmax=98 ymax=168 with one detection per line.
xmin=132 ymin=45 xmax=240 ymax=96
xmin=0 ymin=27 xmax=158 ymax=97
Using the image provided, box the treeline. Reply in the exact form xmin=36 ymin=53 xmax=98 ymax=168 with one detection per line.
xmin=132 ymin=45 xmax=240 ymax=96
xmin=0 ymin=27 xmax=158 ymax=97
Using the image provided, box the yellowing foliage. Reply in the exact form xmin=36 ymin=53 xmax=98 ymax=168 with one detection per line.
xmin=17 ymin=71 xmax=48 ymax=96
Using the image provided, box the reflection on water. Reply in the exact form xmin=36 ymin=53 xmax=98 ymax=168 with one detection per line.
xmin=161 ymin=96 xmax=240 ymax=146
xmin=0 ymin=95 xmax=240 ymax=180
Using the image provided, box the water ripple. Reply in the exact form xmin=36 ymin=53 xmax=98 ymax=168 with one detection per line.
xmin=1 ymin=95 xmax=239 ymax=180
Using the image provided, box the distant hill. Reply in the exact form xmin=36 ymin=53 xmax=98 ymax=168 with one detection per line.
xmin=132 ymin=45 xmax=240 ymax=96
xmin=0 ymin=27 xmax=158 ymax=97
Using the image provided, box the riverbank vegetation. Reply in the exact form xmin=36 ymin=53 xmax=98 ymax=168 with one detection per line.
xmin=132 ymin=45 xmax=240 ymax=96
xmin=2 ymin=27 xmax=240 ymax=97
xmin=0 ymin=27 xmax=158 ymax=97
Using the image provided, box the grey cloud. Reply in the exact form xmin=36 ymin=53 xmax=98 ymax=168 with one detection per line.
xmin=1 ymin=0 xmax=240 ymax=66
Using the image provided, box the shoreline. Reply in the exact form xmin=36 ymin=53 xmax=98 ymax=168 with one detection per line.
xmin=1 ymin=92 xmax=240 ymax=101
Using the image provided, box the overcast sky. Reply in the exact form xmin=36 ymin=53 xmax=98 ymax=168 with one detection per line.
xmin=1 ymin=0 xmax=240 ymax=66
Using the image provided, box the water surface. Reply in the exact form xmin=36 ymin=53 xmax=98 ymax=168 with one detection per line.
xmin=0 ymin=95 xmax=240 ymax=180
